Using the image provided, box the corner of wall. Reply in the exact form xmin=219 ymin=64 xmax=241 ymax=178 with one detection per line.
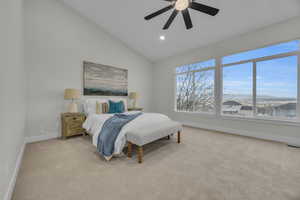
xmin=4 ymin=141 xmax=26 ymax=200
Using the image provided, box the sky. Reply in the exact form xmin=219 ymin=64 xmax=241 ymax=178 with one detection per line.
xmin=178 ymin=40 xmax=299 ymax=99
xmin=223 ymin=40 xmax=299 ymax=98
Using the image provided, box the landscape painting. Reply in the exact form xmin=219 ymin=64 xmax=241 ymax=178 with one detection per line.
xmin=83 ymin=61 xmax=128 ymax=96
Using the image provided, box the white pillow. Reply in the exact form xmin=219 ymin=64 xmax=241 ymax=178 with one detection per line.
xmin=83 ymin=99 xmax=107 ymax=115
xmin=83 ymin=98 xmax=128 ymax=115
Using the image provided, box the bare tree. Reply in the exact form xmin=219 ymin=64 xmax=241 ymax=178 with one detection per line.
xmin=176 ymin=67 xmax=214 ymax=112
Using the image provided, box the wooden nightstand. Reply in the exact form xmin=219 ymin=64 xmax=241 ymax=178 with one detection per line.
xmin=61 ymin=113 xmax=86 ymax=139
xmin=128 ymin=107 xmax=143 ymax=111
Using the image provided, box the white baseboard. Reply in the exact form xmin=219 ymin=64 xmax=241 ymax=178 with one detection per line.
xmin=4 ymin=141 xmax=26 ymax=200
xmin=25 ymin=133 xmax=59 ymax=144
xmin=181 ymin=121 xmax=300 ymax=146
xmin=4 ymin=133 xmax=58 ymax=200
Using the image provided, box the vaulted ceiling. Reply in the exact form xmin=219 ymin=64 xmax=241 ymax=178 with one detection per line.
xmin=62 ymin=0 xmax=300 ymax=62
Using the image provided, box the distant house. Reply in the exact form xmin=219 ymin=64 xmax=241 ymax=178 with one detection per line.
xmin=256 ymin=103 xmax=296 ymax=118
xmin=241 ymin=106 xmax=252 ymax=110
xmin=274 ymin=103 xmax=296 ymax=118
xmin=240 ymin=105 xmax=253 ymax=116
xmin=222 ymin=101 xmax=296 ymax=118
xmin=223 ymin=101 xmax=242 ymax=106
xmin=257 ymin=106 xmax=274 ymax=116
xmin=222 ymin=101 xmax=242 ymax=115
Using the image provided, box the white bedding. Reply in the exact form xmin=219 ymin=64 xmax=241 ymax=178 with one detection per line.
xmin=82 ymin=112 xmax=171 ymax=155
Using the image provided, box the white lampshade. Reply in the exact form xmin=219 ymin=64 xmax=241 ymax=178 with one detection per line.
xmin=129 ymin=92 xmax=139 ymax=99
xmin=64 ymin=89 xmax=80 ymax=113
xmin=64 ymin=89 xmax=80 ymax=100
xmin=129 ymin=92 xmax=139 ymax=108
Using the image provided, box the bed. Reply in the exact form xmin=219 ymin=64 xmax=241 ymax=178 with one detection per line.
xmin=82 ymin=99 xmax=182 ymax=160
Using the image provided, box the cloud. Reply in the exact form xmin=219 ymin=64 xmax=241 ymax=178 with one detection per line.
xmin=258 ymin=82 xmax=290 ymax=87
xmin=224 ymin=81 xmax=251 ymax=87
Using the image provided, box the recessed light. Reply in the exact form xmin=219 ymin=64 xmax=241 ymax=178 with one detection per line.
xmin=160 ymin=35 xmax=165 ymax=41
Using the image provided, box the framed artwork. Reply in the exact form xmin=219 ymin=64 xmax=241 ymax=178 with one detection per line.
xmin=83 ymin=61 xmax=128 ymax=96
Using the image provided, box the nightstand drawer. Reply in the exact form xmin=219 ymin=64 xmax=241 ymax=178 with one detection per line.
xmin=61 ymin=113 xmax=86 ymax=139
xmin=64 ymin=116 xmax=84 ymax=122
xmin=68 ymin=123 xmax=83 ymax=130
xmin=67 ymin=128 xmax=85 ymax=136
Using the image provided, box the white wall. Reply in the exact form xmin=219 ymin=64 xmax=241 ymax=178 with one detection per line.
xmin=25 ymin=0 xmax=153 ymax=139
xmin=153 ymin=16 xmax=300 ymax=145
xmin=0 ymin=0 xmax=26 ymax=199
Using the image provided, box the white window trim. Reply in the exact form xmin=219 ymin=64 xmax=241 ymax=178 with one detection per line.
xmin=174 ymin=109 xmax=300 ymax=126
xmin=220 ymin=51 xmax=300 ymax=120
xmin=298 ymin=54 xmax=300 ymax=120
xmin=175 ymin=66 xmax=215 ymax=75
xmin=222 ymin=38 xmax=300 ymax=64
xmin=175 ymin=110 xmax=216 ymax=116
xmin=222 ymin=51 xmax=299 ymax=67
xmin=253 ymin=62 xmax=257 ymax=116
xmin=221 ymin=114 xmax=300 ymax=127
xmin=215 ymin=58 xmax=222 ymax=118
xmin=175 ymin=63 xmax=216 ymax=114
xmin=222 ymin=54 xmax=300 ymax=125
xmin=174 ymin=40 xmax=300 ymax=125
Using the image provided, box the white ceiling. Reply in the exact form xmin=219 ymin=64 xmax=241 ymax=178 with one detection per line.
xmin=62 ymin=0 xmax=300 ymax=62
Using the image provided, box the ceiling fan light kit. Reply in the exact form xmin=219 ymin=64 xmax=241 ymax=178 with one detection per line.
xmin=175 ymin=0 xmax=189 ymax=11
xmin=144 ymin=0 xmax=219 ymax=30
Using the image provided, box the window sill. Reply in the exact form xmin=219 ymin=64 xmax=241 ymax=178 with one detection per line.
xmin=174 ymin=110 xmax=216 ymax=117
xmin=221 ymin=115 xmax=300 ymax=127
xmin=174 ymin=110 xmax=300 ymax=127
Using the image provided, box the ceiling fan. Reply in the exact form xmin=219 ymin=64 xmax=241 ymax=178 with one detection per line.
xmin=144 ymin=0 xmax=219 ymax=30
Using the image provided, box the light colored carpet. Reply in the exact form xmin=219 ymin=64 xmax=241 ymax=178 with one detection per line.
xmin=13 ymin=127 xmax=300 ymax=200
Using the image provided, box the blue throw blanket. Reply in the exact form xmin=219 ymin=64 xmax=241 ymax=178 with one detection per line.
xmin=97 ymin=112 xmax=142 ymax=159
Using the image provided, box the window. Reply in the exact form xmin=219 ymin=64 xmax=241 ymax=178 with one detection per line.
xmin=176 ymin=59 xmax=215 ymax=73
xmin=176 ymin=59 xmax=215 ymax=113
xmin=222 ymin=40 xmax=299 ymax=120
xmin=222 ymin=63 xmax=253 ymax=116
xmin=256 ymin=56 xmax=297 ymax=119
xmin=222 ymin=40 xmax=300 ymax=65
xmin=175 ymin=39 xmax=299 ymax=122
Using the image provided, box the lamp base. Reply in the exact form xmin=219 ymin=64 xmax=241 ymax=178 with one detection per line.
xmin=67 ymin=102 xmax=78 ymax=113
xmin=132 ymin=100 xmax=137 ymax=109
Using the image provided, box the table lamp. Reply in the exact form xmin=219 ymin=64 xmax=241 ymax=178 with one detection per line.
xmin=129 ymin=92 xmax=139 ymax=108
xmin=64 ymin=88 xmax=80 ymax=113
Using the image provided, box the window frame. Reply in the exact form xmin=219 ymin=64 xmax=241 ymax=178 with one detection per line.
xmin=174 ymin=59 xmax=216 ymax=114
xmin=221 ymin=61 xmax=254 ymax=117
xmin=174 ymin=39 xmax=300 ymax=125
xmin=221 ymin=51 xmax=299 ymax=121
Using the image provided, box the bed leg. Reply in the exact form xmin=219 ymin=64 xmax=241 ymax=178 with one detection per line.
xmin=137 ymin=146 xmax=143 ymax=164
xmin=127 ymin=142 xmax=132 ymax=158
xmin=177 ymin=131 xmax=181 ymax=144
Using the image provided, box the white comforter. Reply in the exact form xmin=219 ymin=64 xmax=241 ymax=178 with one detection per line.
xmin=82 ymin=112 xmax=171 ymax=155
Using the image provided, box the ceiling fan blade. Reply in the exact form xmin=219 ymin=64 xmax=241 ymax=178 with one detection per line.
xmin=144 ymin=5 xmax=174 ymax=20
xmin=182 ymin=9 xmax=193 ymax=29
xmin=163 ymin=10 xmax=178 ymax=30
xmin=190 ymin=2 xmax=219 ymax=16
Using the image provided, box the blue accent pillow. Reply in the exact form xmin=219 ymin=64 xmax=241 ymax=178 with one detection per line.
xmin=108 ymin=100 xmax=125 ymax=113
